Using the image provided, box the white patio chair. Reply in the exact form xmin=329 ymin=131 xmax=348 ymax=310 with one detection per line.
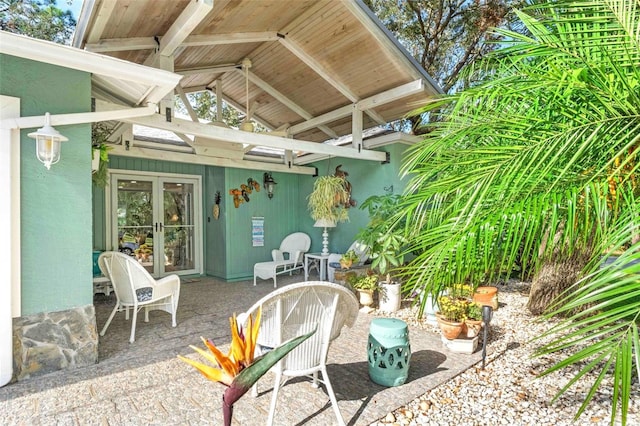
xmin=237 ymin=281 xmax=359 ymax=426
xmin=254 ymin=232 xmax=311 ymax=287
xmin=98 ymin=251 xmax=180 ymax=343
xmin=327 ymin=240 xmax=369 ymax=282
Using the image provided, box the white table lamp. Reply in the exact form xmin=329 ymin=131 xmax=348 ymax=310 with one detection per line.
xmin=314 ymin=218 xmax=336 ymax=255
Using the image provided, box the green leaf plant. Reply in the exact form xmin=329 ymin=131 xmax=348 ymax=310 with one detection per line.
xmin=394 ymin=0 xmax=640 ymax=423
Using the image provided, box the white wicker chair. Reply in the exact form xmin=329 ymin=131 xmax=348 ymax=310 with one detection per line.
xmin=254 ymin=232 xmax=311 ymax=287
xmin=327 ymin=240 xmax=369 ymax=282
xmin=98 ymin=251 xmax=180 ymax=343
xmin=237 ymin=281 xmax=359 ymax=426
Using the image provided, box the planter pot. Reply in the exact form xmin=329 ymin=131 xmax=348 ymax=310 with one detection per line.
xmin=422 ymin=293 xmax=439 ymax=326
xmin=464 ymin=319 xmax=483 ymax=338
xmin=357 ymin=289 xmax=374 ymax=308
xmin=436 ymin=314 xmax=464 ymax=340
xmin=379 ymin=281 xmax=401 ymax=313
xmin=91 ymin=149 xmax=100 ymax=173
xmin=473 ymin=286 xmax=498 ymax=310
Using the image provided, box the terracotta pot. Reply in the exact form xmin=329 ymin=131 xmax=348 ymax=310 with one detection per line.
xmin=464 ymin=319 xmax=483 ymax=338
xmin=473 ymin=286 xmax=498 ymax=310
xmin=340 ymin=259 xmax=353 ymax=269
xmin=436 ymin=314 xmax=464 ymax=340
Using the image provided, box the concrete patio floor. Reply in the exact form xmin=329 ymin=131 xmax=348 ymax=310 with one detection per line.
xmin=1 ymin=273 xmax=483 ymax=425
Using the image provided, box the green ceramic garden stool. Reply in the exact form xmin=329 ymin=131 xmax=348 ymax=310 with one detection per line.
xmin=367 ymin=318 xmax=411 ymax=387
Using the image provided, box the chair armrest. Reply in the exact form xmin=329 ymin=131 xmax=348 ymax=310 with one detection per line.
xmin=272 ymin=249 xmax=285 ymax=261
xmin=327 ymin=253 xmax=342 ymax=263
xmin=153 ymin=274 xmax=180 ymax=299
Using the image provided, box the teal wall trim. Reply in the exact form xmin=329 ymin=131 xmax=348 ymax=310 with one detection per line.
xmin=0 ymin=54 xmax=92 ymax=316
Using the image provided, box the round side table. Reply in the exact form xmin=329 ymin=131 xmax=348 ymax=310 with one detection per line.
xmin=367 ymin=318 xmax=411 ymax=387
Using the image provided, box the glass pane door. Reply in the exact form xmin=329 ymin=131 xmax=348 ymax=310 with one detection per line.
xmin=115 ymin=178 xmax=155 ymax=274
xmin=161 ymin=179 xmax=196 ymax=274
xmin=111 ymin=172 xmax=201 ymax=277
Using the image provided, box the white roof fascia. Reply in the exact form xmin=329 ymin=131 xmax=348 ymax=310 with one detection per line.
xmin=0 ymin=31 xmax=182 ymax=106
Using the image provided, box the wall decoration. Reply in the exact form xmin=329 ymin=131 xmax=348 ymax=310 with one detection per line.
xmin=252 ymin=217 xmax=264 ymax=247
xmin=213 ymin=191 xmax=221 ymax=219
xmin=229 ymin=177 xmax=260 ymax=208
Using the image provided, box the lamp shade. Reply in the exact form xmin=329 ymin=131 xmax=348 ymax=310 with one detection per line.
xmin=27 ymin=112 xmax=68 ymax=170
xmin=314 ymin=218 xmax=336 ymax=228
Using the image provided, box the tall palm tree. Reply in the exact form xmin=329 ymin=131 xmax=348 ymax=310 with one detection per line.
xmin=397 ymin=0 xmax=640 ymax=423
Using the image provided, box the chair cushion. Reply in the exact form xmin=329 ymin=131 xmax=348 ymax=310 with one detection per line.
xmin=136 ymin=287 xmax=153 ymax=302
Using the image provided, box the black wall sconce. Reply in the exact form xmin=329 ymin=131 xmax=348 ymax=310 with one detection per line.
xmin=263 ymin=172 xmax=277 ymax=199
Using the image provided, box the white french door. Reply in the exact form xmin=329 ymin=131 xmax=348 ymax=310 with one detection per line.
xmin=109 ymin=172 xmax=202 ymax=277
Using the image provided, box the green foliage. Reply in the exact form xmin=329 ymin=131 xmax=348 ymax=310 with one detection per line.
xmin=307 ymin=176 xmax=349 ymax=223
xmin=340 ymin=250 xmax=359 ymax=263
xmin=91 ymin=122 xmax=114 ymax=188
xmin=0 ymin=0 xmax=76 ymax=44
xmin=397 ymin=0 xmax=640 ymax=423
xmin=347 ymin=273 xmax=379 ymax=291
xmin=356 ymin=194 xmax=406 ymax=278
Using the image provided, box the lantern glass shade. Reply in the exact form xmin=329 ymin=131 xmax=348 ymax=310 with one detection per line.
xmin=263 ymin=172 xmax=277 ymax=199
xmin=27 ymin=113 xmax=68 ymax=170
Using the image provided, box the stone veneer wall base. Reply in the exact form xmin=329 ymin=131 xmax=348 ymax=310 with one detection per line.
xmin=12 ymin=305 xmax=98 ymax=382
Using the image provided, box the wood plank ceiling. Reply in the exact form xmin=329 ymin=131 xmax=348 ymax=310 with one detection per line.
xmin=74 ymin=0 xmax=442 ymax=174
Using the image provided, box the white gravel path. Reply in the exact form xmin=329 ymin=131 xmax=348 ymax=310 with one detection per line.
xmin=371 ymin=281 xmax=640 ymax=426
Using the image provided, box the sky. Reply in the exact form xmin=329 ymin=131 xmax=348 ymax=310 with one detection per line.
xmin=55 ymin=0 xmax=84 ymax=19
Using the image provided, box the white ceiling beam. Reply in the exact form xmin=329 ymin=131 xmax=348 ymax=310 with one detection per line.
xmin=176 ymin=64 xmax=240 ymax=76
xmin=1 ymin=104 xmax=156 ymax=130
xmin=109 ymin=144 xmax=316 ymax=175
xmin=85 ymin=32 xmax=280 ymax=53
xmin=237 ymin=69 xmax=338 ymax=139
xmin=288 ymin=79 xmax=425 ymax=135
xmin=85 ymin=37 xmax=157 ymax=53
xmin=363 ymin=131 xmax=422 ymax=148
xmin=159 ymin=0 xmax=214 ymax=57
xmin=182 ymin=32 xmax=280 ymax=47
xmin=86 ymin=0 xmax=117 ymax=43
xmin=122 ymin=114 xmax=387 ymax=162
xmin=175 ymin=85 xmax=200 ymax=123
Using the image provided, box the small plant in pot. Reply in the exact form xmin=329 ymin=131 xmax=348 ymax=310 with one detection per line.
xmin=464 ymin=302 xmax=484 ymax=338
xmin=348 ymin=272 xmax=379 ymax=311
xmin=339 ymin=249 xmax=359 ymax=269
xmin=436 ymin=284 xmax=473 ymax=340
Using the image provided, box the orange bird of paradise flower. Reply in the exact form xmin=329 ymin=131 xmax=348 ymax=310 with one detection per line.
xmin=178 ymin=307 xmax=315 ymax=426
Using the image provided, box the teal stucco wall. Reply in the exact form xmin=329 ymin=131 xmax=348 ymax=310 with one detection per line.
xmin=0 ymin=54 xmax=92 ymax=316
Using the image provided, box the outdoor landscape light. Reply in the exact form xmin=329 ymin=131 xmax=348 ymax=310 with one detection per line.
xmin=28 ymin=112 xmax=68 ymax=170
xmin=314 ymin=218 xmax=336 ymax=256
xmin=263 ymin=172 xmax=277 ymax=199
xmin=481 ymin=305 xmax=493 ymax=370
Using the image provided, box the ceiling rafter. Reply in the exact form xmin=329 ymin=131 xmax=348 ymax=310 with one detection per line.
xmin=278 ymin=36 xmax=386 ymax=125
xmin=85 ymin=0 xmax=117 ymax=43
xmin=237 ymin=68 xmax=338 ymax=139
xmin=288 ymin=79 xmax=425 ymax=135
xmin=159 ymin=0 xmax=214 ymax=57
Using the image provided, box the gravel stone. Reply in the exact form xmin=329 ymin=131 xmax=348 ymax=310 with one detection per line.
xmin=371 ymin=280 xmax=640 ymax=426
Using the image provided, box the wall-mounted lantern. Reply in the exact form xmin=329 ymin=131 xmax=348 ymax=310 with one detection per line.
xmin=263 ymin=172 xmax=277 ymax=199
xmin=27 ymin=112 xmax=68 ymax=170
